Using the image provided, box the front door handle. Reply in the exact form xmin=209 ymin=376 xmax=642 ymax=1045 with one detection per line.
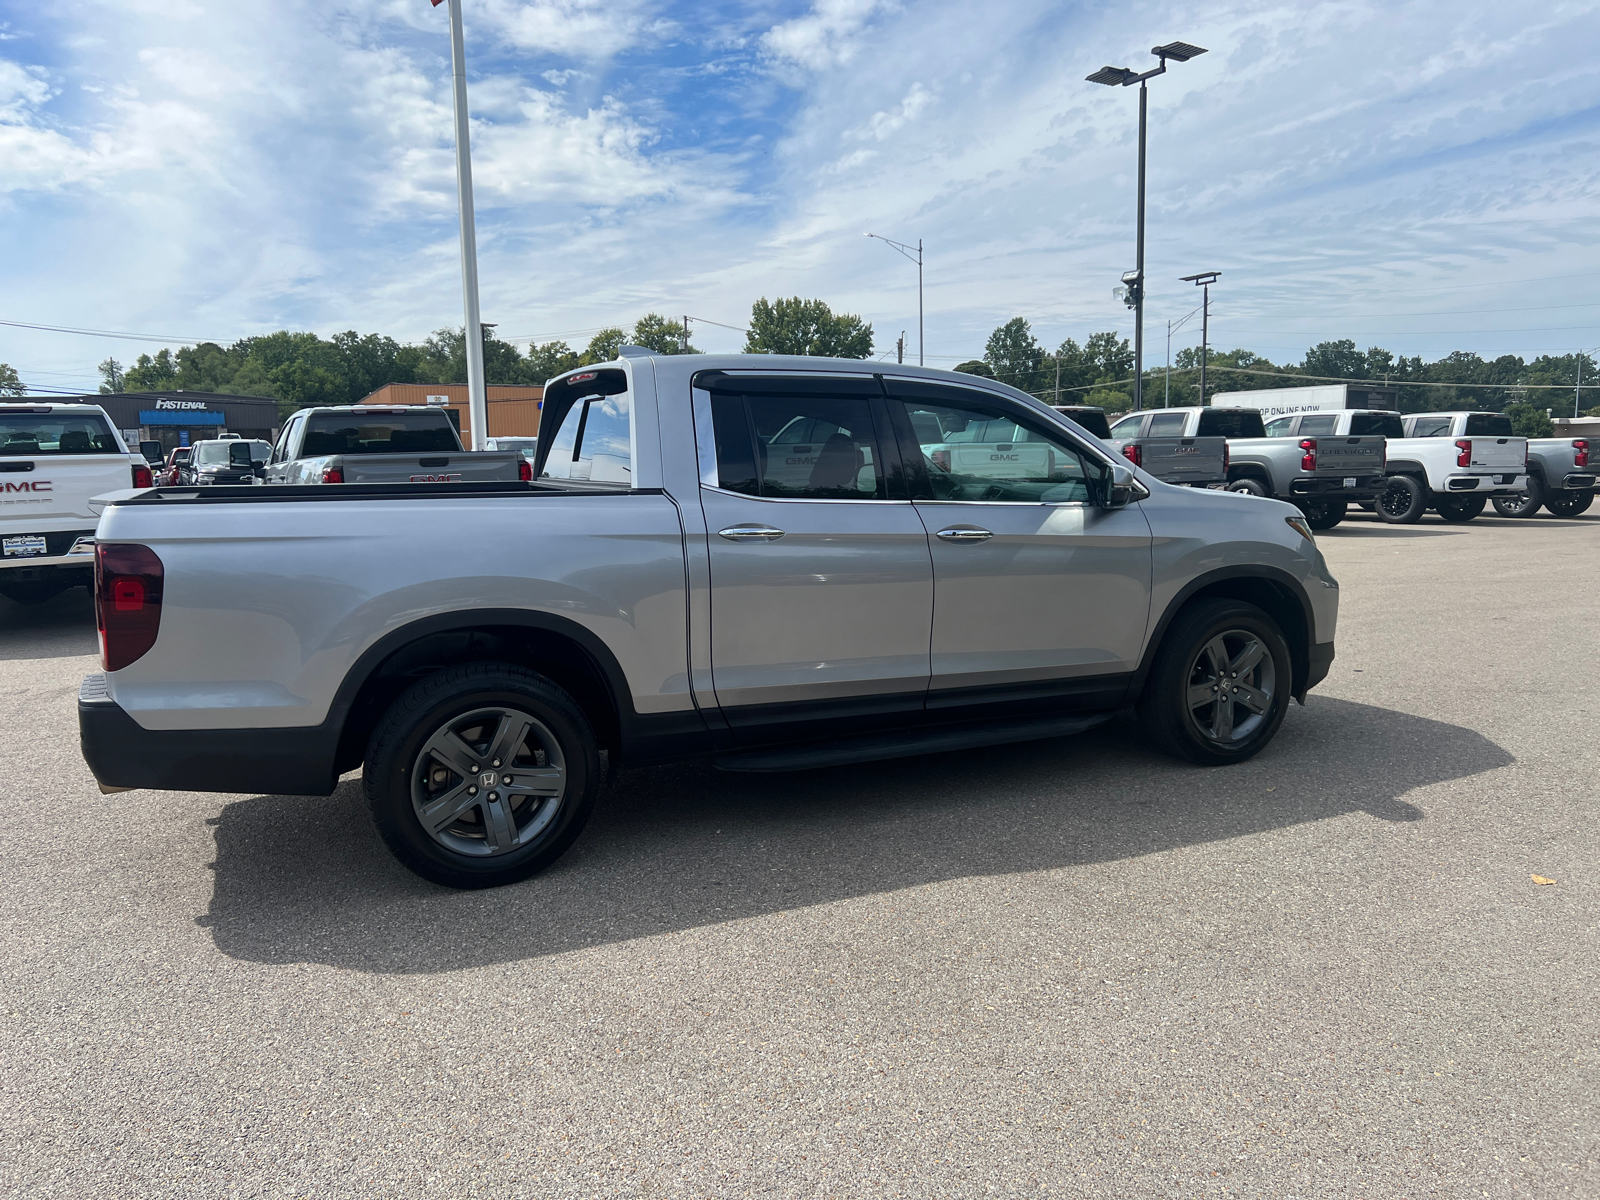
xmin=718 ymin=524 xmax=786 ymax=542
xmin=936 ymin=526 xmax=994 ymax=542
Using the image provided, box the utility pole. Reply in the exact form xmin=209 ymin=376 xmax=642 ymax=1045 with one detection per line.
xmin=442 ymin=0 xmax=487 ymax=449
xmin=1182 ymin=271 xmax=1220 ymax=404
xmin=682 ymin=315 xmax=690 ymax=354
xmin=897 ymin=332 xmax=906 ymax=364
xmin=1577 ymin=353 xmax=1585 ymax=419
xmin=1055 ymin=356 xmax=1062 ymax=405
xmin=1088 ymin=41 xmax=1207 ymax=414
xmin=1165 ymin=319 xmax=1172 ymax=407
xmin=865 ymin=234 xmax=924 ymax=366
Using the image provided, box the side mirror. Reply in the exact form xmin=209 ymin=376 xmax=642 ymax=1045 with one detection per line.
xmin=228 ymin=443 xmax=254 ymax=469
xmin=1102 ymin=461 xmax=1147 ymax=509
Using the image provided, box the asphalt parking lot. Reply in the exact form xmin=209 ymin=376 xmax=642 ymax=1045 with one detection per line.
xmin=1 ymin=510 xmax=1596 ymax=1198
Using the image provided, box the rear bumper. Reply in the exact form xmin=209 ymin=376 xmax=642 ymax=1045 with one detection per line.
xmin=0 ymin=529 xmax=96 ymax=572
xmin=78 ymin=674 xmax=339 ymax=796
xmin=1442 ymin=472 xmax=1526 ymax=495
xmin=1290 ymin=475 xmax=1385 ymax=502
xmin=1559 ymin=473 xmax=1598 ymax=492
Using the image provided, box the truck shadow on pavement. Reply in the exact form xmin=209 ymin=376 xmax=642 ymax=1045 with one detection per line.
xmin=201 ymin=696 xmax=1513 ymax=974
xmin=0 ymin=588 xmax=98 ymax=660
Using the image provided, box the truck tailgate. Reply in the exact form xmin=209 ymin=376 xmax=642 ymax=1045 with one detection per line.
xmin=1 ymin=455 xmax=136 ymax=527
xmin=1465 ymin=437 xmax=1527 ymax=470
xmin=1135 ymin=437 xmax=1226 ymax=484
xmin=1311 ymin=436 xmax=1386 ymax=475
xmin=946 ymin=443 xmax=1053 ymax=479
xmin=336 ymin=452 xmax=524 ymax=483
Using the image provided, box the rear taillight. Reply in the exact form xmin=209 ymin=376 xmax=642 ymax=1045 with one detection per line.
xmin=131 ymin=464 xmax=152 ymax=489
xmin=931 ymin=449 xmax=951 ymax=472
xmin=1122 ymin=443 xmax=1142 ymax=467
xmin=95 ymin=543 xmax=163 ymax=672
xmin=518 ymin=459 xmax=533 ymax=482
xmin=1455 ymin=439 xmax=1472 ymax=468
xmin=1299 ymin=439 xmax=1316 ymax=471
xmin=1575 ymin=439 xmax=1589 ymax=468
xmin=321 ymin=466 xmax=344 ymax=483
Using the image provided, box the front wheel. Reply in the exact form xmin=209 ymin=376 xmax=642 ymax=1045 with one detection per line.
xmin=1436 ymin=494 xmax=1486 ymax=523
xmin=1492 ymin=475 xmax=1544 ymax=517
xmin=1137 ymin=598 xmax=1292 ymax=766
xmin=1544 ymin=491 xmax=1595 ymax=517
xmin=1377 ymin=475 xmax=1427 ymax=524
xmin=365 ymin=662 xmax=601 ymax=889
xmin=1299 ymin=501 xmax=1346 ymax=530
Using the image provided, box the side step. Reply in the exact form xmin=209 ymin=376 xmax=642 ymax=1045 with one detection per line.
xmin=713 ymin=710 xmax=1117 ymax=773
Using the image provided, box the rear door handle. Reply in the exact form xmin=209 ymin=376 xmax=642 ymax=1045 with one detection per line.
xmin=718 ymin=524 xmax=786 ymax=542
xmin=936 ymin=526 xmax=994 ymax=542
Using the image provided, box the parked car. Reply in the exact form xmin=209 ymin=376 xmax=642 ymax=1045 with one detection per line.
xmin=80 ymin=354 xmax=1339 ymax=888
xmin=1376 ymin=412 xmax=1529 ymax=524
xmin=161 ymin=446 xmax=191 ymax=486
xmin=264 ymin=406 xmax=530 ymax=485
xmin=177 ymin=438 xmax=271 ymax=485
xmin=0 ymin=402 xmax=150 ymax=606
xmin=1491 ymin=432 xmax=1594 ymax=518
xmin=1105 ymin=408 xmax=1232 ymax=490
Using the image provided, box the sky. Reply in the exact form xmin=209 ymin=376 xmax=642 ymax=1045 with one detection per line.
xmin=4 ymin=0 xmax=1600 ymax=394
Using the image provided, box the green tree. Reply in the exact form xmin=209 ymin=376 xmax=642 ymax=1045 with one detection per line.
xmin=744 ymin=298 xmax=874 ymax=358
xmin=582 ymin=327 xmax=628 ymax=365
xmin=0 ymin=363 xmax=24 ymax=397
xmin=415 ymin=327 xmax=531 ymax=386
xmin=953 ymin=360 xmax=993 ymax=377
xmin=1303 ymin=339 xmax=1369 ymax=381
xmin=98 ymin=357 xmax=125 ymax=394
xmin=525 ymin=341 xmax=581 ymax=382
xmin=125 ymin=348 xmax=179 ymax=390
xmin=631 ymin=313 xmax=698 ymax=355
xmin=983 ymin=318 xmax=1043 ymax=392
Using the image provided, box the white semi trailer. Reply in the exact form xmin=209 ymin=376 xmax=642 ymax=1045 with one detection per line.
xmin=1211 ymin=384 xmax=1398 ymax=417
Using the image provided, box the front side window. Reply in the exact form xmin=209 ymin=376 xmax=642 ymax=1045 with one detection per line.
xmin=541 ymin=394 xmax=633 ymax=483
xmin=894 ymin=394 xmax=1096 ymax=504
xmin=1297 ymin=415 xmax=1339 ymax=435
xmin=709 ymin=391 xmax=887 ymax=499
xmin=1263 ymin=417 xmax=1295 ymax=437
xmin=0 ymin=412 xmax=120 ymax=456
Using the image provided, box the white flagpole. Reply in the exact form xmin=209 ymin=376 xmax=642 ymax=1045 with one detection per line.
xmin=446 ymin=0 xmax=488 ymax=449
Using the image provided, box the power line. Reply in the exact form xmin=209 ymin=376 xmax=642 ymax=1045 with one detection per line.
xmin=0 ymin=319 xmax=227 ymax=343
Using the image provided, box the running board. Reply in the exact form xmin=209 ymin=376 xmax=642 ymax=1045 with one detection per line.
xmin=713 ymin=711 xmax=1117 ymax=773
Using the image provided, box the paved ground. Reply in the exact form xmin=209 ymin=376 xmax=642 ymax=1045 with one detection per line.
xmin=1 ymin=508 xmax=1596 ymax=1198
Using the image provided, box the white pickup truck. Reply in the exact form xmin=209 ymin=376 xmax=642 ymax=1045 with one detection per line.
xmin=1376 ymin=412 xmax=1529 ymax=524
xmin=0 ymin=402 xmax=151 ymax=605
xmin=265 ymin=405 xmax=530 ymax=485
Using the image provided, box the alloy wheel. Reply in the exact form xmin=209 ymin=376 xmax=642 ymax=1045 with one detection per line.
xmin=1186 ymin=630 xmax=1277 ymax=746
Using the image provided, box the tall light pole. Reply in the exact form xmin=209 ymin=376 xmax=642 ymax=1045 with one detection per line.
xmin=1181 ymin=271 xmax=1220 ymax=404
xmin=1088 ymin=41 xmax=1206 ymax=412
xmin=865 ymin=233 xmax=923 ymax=366
xmin=436 ymin=0 xmax=488 ymax=448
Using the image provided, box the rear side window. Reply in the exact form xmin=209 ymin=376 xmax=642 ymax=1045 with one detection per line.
xmin=709 ymin=391 xmax=887 ymax=499
xmin=1350 ymin=413 xmax=1402 ymax=437
xmin=1196 ymin=409 xmax=1266 ymax=437
xmin=541 ymin=394 xmax=633 ymax=483
xmin=1408 ymin=415 xmax=1452 ymax=438
xmin=1146 ymin=412 xmax=1187 ymax=436
xmin=1464 ymin=413 xmax=1514 ymax=437
xmin=301 ymin=412 xmax=461 ymax=456
xmin=0 ymin=412 xmax=120 ymax=456
xmin=1263 ymin=417 xmax=1295 ymax=437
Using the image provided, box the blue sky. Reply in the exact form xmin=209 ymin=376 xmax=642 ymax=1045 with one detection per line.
xmin=4 ymin=0 xmax=1600 ymax=393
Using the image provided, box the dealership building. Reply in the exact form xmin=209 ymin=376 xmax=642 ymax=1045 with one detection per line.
xmin=66 ymin=392 xmax=280 ymax=453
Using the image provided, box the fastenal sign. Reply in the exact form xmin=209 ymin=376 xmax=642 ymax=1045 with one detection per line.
xmin=154 ymin=398 xmax=210 ymax=410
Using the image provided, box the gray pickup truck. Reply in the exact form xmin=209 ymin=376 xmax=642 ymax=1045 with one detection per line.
xmin=264 ymin=405 xmax=529 ymax=485
xmin=1105 ymin=407 xmax=1233 ymax=489
xmin=79 ymin=354 xmax=1338 ymax=889
xmin=1224 ymin=409 xmax=1393 ymax=528
xmin=1487 ymin=427 xmax=1593 ymax=518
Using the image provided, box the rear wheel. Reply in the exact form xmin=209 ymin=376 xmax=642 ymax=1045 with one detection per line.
xmin=1227 ymin=477 xmax=1269 ymax=498
xmin=1492 ymin=474 xmax=1544 ymax=517
xmin=1377 ymin=475 xmax=1426 ymax=524
xmin=1436 ymin=495 xmax=1486 ymax=523
xmin=1544 ymin=491 xmax=1595 ymax=517
xmin=1299 ymin=501 xmax=1346 ymax=530
xmin=1138 ymin=598 xmax=1292 ymax=766
xmin=365 ymin=662 xmax=601 ymax=889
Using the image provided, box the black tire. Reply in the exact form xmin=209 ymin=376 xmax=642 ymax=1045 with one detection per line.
xmin=1300 ymin=501 xmax=1345 ymax=530
xmin=364 ymin=662 xmax=601 ymax=889
xmin=1357 ymin=502 xmax=1377 ymax=512
xmin=1543 ymin=491 xmax=1594 ymax=517
xmin=1377 ymin=475 xmax=1426 ymax=524
xmin=1227 ymin=477 xmax=1269 ymax=497
xmin=1435 ymin=494 xmax=1486 ymax=523
xmin=1137 ymin=598 xmax=1292 ymax=766
xmin=1491 ymin=474 xmax=1544 ymax=518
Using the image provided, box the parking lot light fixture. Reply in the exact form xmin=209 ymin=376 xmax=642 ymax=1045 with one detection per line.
xmin=1087 ymin=40 xmax=1207 ymax=412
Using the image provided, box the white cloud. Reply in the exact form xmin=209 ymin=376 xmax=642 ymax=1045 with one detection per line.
xmin=761 ymin=0 xmax=888 ymax=71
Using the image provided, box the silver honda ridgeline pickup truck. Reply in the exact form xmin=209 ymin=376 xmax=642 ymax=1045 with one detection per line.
xmin=80 ymin=354 xmax=1339 ymax=888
